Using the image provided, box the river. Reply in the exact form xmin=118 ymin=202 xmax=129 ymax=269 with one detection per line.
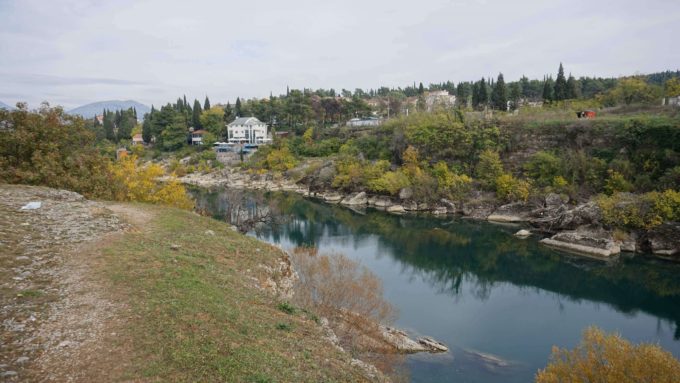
xmin=190 ymin=187 xmax=680 ymax=383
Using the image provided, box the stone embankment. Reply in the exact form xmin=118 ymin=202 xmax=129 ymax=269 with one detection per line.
xmin=175 ymin=169 xmax=680 ymax=260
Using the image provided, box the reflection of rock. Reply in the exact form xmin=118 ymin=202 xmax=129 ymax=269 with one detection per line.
xmin=464 ymin=349 xmax=512 ymax=371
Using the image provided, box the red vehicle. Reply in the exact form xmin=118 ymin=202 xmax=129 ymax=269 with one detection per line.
xmin=576 ymin=110 xmax=596 ymax=119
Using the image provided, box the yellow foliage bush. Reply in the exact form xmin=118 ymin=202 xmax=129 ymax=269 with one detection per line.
xmin=597 ymin=190 xmax=680 ymax=229
xmin=536 ymin=326 xmax=680 ymax=383
xmin=367 ymin=171 xmax=411 ymax=195
xmin=264 ymin=146 xmax=298 ymax=172
xmin=495 ymin=173 xmax=531 ymax=202
xmin=432 ymin=161 xmax=472 ymax=199
xmin=110 ymin=156 xmax=194 ymax=209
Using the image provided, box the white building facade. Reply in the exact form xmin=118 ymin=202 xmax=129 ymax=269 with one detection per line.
xmin=226 ymin=117 xmax=271 ymax=144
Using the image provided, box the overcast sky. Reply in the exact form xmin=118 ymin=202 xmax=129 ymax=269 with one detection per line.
xmin=1 ymin=0 xmax=678 ymax=109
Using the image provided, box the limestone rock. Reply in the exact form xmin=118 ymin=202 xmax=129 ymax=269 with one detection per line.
xmin=341 ymin=192 xmax=368 ymax=206
xmin=399 ymin=187 xmax=413 ymax=200
xmin=386 ymin=205 xmax=406 ymax=213
xmin=514 ymin=229 xmax=531 ymax=238
xmin=540 ymin=227 xmax=620 ymax=258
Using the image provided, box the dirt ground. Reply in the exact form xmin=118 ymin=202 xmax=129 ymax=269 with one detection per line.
xmin=0 ymin=185 xmax=144 ymax=382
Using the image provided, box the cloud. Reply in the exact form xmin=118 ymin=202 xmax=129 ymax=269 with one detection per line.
xmin=0 ymin=0 xmax=678 ymax=109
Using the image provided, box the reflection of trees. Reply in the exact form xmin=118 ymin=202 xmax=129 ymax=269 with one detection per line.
xmin=191 ymin=187 xmax=680 ymax=339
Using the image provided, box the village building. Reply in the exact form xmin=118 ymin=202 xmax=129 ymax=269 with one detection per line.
xmin=425 ymin=90 xmax=456 ymax=111
xmin=347 ymin=117 xmax=383 ymax=127
xmin=226 ymin=117 xmax=271 ymax=144
xmin=132 ymin=133 xmax=144 ymax=145
xmin=190 ymin=129 xmax=207 ymax=145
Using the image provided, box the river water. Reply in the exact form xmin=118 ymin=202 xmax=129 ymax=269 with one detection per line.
xmin=190 ymin=188 xmax=680 ymax=383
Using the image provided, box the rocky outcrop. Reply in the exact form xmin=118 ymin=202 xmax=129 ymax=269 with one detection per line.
xmin=531 ymin=201 xmax=602 ymax=232
xmin=641 ymin=223 xmax=680 ymax=259
xmin=540 ymin=226 xmax=621 ymax=258
xmin=380 ymin=327 xmax=448 ymax=353
xmin=488 ymin=202 xmax=533 ymax=223
xmin=340 ymin=192 xmax=368 ymax=206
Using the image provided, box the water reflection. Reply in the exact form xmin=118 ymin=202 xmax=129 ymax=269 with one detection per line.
xmin=190 ymin=187 xmax=680 ymax=382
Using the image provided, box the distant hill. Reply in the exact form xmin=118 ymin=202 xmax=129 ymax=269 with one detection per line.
xmin=68 ymin=100 xmax=150 ymax=119
xmin=0 ymin=101 xmax=14 ymax=110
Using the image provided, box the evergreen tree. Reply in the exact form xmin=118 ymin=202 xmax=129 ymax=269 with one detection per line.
xmin=566 ymin=74 xmax=579 ymax=99
xmin=204 ymin=96 xmax=211 ymax=111
xmin=542 ymin=76 xmax=554 ymax=102
xmin=223 ymin=102 xmax=234 ymax=123
xmin=491 ymin=73 xmax=507 ymax=111
xmin=161 ymin=115 xmax=189 ymax=151
xmin=509 ymin=82 xmax=522 ymax=110
xmin=554 ymin=63 xmax=568 ymax=101
xmin=103 ymin=110 xmax=116 ymax=141
xmin=418 ymin=82 xmax=425 ymax=95
xmin=478 ymin=78 xmax=488 ymax=109
xmin=192 ymin=99 xmax=202 ymax=129
xmin=235 ymin=97 xmax=242 ymax=117
xmin=142 ymin=113 xmax=153 ymax=143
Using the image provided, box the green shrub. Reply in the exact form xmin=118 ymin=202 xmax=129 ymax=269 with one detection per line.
xmin=524 ymin=151 xmax=562 ymax=188
xmin=604 ymin=169 xmax=634 ymax=195
xmin=476 ymin=149 xmax=504 ymax=190
xmin=367 ymin=171 xmax=411 ymax=195
xmin=597 ymin=190 xmax=680 ymax=229
xmin=496 ymin=173 xmax=531 ymax=202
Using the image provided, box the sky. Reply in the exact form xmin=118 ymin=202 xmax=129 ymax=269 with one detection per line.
xmin=0 ymin=0 xmax=678 ymax=109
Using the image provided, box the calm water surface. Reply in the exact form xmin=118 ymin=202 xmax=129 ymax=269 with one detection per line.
xmin=191 ymin=188 xmax=680 ymax=383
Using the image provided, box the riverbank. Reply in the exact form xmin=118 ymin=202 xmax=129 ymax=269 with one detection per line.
xmin=173 ymin=168 xmax=680 ymax=261
xmin=0 ymin=184 xmax=396 ymax=382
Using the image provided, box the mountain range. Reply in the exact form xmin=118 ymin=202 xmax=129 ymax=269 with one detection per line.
xmin=67 ymin=100 xmax=150 ymax=119
xmin=0 ymin=100 xmax=14 ymax=110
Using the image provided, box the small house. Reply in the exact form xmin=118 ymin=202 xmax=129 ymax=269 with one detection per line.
xmin=132 ymin=133 xmax=144 ymax=146
xmin=191 ymin=129 xmax=207 ymax=145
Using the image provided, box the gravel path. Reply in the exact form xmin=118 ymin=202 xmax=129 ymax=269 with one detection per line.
xmin=0 ymin=185 xmax=127 ymax=381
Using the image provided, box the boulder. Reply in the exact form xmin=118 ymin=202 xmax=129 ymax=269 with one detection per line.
xmin=399 ymin=187 xmax=413 ymax=200
xmin=322 ymin=193 xmax=344 ymax=203
xmin=403 ymin=201 xmax=419 ymax=211
xmin=373 ymin=197 xmax=393 ymax=208
xmin=514 ymin=229 xmax=531 ymax=238
xmin=432 ymin=206 xmax=448 ymax=215
xmin=440 ymin=199 xmax=458 ymax=214
xmin=386 ymin=205 xmax=406 ymax=213
xmin=531 ymin=201 xmax=602 ymax=232
xmin=540 ymin=227 xmax=620 ymax=258
xmin=341 ymin=192 xmax=368 ymax=206
xmin=545 ymin=193 xmax=568 ymax=208
xmin=488 ymin=202 xmax=531 ymax=223
xmin=642 ymin=223 xmax=680 ymax=259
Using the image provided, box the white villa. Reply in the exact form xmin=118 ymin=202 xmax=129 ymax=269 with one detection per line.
xmin=227 ymin=117 xmax=271 ymax=144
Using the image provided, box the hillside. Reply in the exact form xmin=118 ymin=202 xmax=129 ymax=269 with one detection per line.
xmin=0 ymin=184 xmax=375 ymax=382
xmin=67 ymin=100 xmax=150 ymax=119
xmin=0 ymin=100 xmax=14 ymax=110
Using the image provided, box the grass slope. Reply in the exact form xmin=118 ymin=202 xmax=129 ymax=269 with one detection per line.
xmin=102 ymin=204 xmax=370 ymax=382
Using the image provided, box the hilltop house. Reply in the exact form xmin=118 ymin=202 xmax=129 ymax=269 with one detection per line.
xmin=227 ymin=117 xmax=271 ymax=144
xmin=425 ymin=90 xmax=456 ymax=111
xmin=191 ymin=129 xmax=207 ymax=145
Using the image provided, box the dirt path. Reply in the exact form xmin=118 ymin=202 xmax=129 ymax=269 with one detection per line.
xmin=0 ymin=185 xmax=139 ymax=382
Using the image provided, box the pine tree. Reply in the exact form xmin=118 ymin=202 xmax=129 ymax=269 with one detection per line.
xmin=491 ymin=73 xmax=507 ymax=111
xmin=192 ymin=99 xmax=202 ymax=129
xmin=566 ymin=74 xmax=579 ymax=99
xmin=204 ymin=96 xmax=211 ymax=111
xmin=554 ymin=63 xmax=568 ymax=101
xmin=235 ymin=97 xmax=242 ymax=117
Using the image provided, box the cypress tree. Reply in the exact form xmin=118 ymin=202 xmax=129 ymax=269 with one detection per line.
xmin=204 ymin=96 xmax=211 ymax=111
xmin=235 ymin=97 xmax=242 ymax=117
xmin=542 ymin=76 xmax=554 ymax=102
xmin=554 ymin=63 xmax=568 ymax=101
xmin=418 ymin=82 xmax=425 ymax=95
xmin=103 ymin=109 xmax=116 ymax=141
xmin=478 ymin=78 xmax=488 ymax=108
xmin=509 ymin=82 xmax=522 ymax=110
xmin=491 ymin=73 xmax=507 ymax=111
xmin=192 ymin=99 xmax=202 ymax=128
xmin=142 ymin=113 xmax=152 ymax=143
